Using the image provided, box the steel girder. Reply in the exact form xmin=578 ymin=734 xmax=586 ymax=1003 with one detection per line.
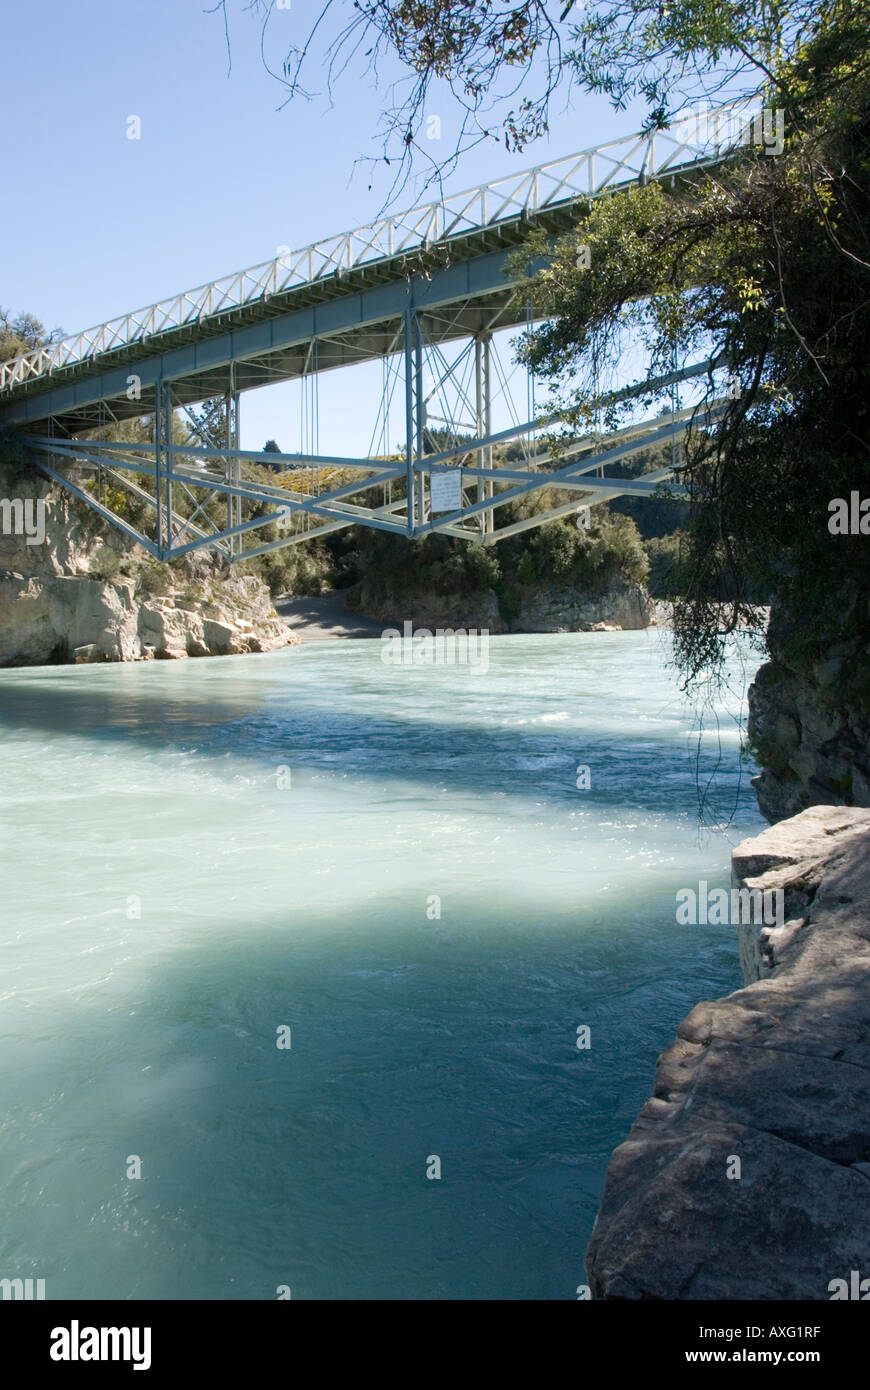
xmin=22 ymin=354 xmax=724 ymax=562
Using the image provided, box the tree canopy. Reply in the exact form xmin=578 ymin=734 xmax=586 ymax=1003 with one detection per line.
xmin=502 ymin=0 xmax=870 ymax=692
xmin=227 ymin=0 xmax=870 ymax=700
xmin=0 ymin=309 xmax=60 ymax=362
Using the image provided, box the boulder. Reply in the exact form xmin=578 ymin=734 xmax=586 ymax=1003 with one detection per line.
xmin=0 ymin=572 xmax=140 ymax=665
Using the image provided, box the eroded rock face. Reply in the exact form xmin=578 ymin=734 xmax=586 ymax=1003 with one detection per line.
xmin=0 ymin=474 xmax=95 ymax=578
xmin=585 ymin=806 xmax=870 ymax=1300
xmin=747 ymin=604 xmax=870 ymax=822
xmin=0 ymin=462 xmax=297 ymax=666
xmin=0 ymin=573 xmax=139 ymax=665
xmin=346 ymin=584 xmax=501 ymax=632
xmin=348 ymin=577 xmax=658 ymax=634
xmin=507 ymin=582 xmax=655 ymax=633
xmin=0 ymin=569 xmax=297 ymax=666
xmin=732 ymin=804 xmax=870 ymax=983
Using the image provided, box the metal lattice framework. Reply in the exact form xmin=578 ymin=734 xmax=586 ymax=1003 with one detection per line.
xmin=0 ymin=100 xmax=759 ymax=558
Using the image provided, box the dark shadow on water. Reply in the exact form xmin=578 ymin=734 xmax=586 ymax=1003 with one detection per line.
xmin=0 ymin=894 xmax=743 ymax=1300
xmin=0 ymin=660 xmax=757 ymax=821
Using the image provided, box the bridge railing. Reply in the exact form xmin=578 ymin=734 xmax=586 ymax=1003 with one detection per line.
xmin=0 ymin=99 xmax=759 ymax=395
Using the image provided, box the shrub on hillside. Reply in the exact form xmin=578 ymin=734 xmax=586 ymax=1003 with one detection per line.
xmin=90 ymin=544 xmax=122 ymax=582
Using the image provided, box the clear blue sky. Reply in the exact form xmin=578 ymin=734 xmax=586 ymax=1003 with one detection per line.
xmin=2 ymin=1 xmax=652 ymax=453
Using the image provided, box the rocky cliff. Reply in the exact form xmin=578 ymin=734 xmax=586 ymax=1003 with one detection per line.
xmin=0 ymin=465 xmax=296 ymax=665
xmin=585 ymin=805 xmax=870 ymax=1300
xmin=346 ymin=573 xmax=663 ymax=634
xmin=748 ymin=602 xmax=870 ymax=823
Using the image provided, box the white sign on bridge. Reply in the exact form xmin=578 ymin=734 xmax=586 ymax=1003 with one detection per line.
xmin=430 ymin=469 xmax=464 ymax=514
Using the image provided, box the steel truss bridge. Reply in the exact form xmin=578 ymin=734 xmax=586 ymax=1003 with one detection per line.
xmin=0 ymin=102 xmax=756 ymax=562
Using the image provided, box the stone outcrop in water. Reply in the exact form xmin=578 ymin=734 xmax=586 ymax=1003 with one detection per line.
xmin=0 ymin=466 xmax=297 ymax=665
xmin=585 ymin=804 xmax=870 ymax=1300
xmin=0 ymin=569 xmax=295 ymax=664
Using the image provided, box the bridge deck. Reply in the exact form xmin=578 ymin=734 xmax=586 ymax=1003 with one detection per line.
xmin=0 ymin=104 xmax=754 ymax=434
xmin=0 ymin=105 xmax=754 ymax=559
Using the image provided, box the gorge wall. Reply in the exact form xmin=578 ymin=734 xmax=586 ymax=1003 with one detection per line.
xmin=748 ymin=600 xmax=870 ymax=823
xmin=0 ymin=466 xmax=296 ymax=666
xmin=585 ymin=804 xmax=870 ymax=1299
xmin=346 ymin=573 xmax=663 ymax=634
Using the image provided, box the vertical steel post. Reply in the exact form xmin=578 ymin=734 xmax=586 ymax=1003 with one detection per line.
xmin=225 ymin=390 xmax=232 ymax=551
xmin=474 ymin=333 xmax=493 ymax=533
xmin=483 ymin=334 xmax=493 ymax=535
xmin=403 ymin=307 xmax=415 ymax=536
xmin=225 ymin=363 xmax=237 ymax=555
xmin=164 ymin=382 xmax=174 ymax=551
xmin=232 ymin=374 xmax=241 ymax=540
xmin=154 ymin=379 xmax=164 ymax=557
xmin=414 ymin=318 xmax=426 ymax=525
xmin=475 ymin=335 xmax=485 ymax=532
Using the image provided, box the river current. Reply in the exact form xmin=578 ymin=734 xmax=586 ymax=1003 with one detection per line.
xmin=0 ymin=630 xmax=763 ymax=1299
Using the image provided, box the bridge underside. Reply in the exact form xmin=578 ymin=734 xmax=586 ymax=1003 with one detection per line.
xmin=19 ymin=358 xmax=720 ymax=564
xmin=5 ymin=257 xmax=723 ymax=559
xmin=0 ymin=241 xmax=558 ymax=437
xmin=9 ymin=267 xmax=724 ymax=559
xmin=0 ymin=119 xmax=748 ymax=559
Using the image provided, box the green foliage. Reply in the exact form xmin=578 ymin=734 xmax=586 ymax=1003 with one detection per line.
xmin=326 ymin=496 xmax=648 ymax=615
xmin=516 ymin=552 xmax=537 ymax=585
xmin=137 ymin=559 xmax=172 ymax=597
xmin=185 ymin=398 xmax=228 ymax=449
xmin=645 ymin=530 xmax=689 ymax=599
xmin=90 ymin=545 xmax=122 ymax=583
xmin=178 ymin=581 xmax=207 ymax=602
xmin=496 ymin=505 xmax=649 ymax=591
xmin=254 ymin=552 xmax=297 ymax=596
xmin=0 ymin=309 xmax=60 ymax=362
xmin=99 ymin=479 xmax=151 ymax=533
xmin=506 ymin=0 xmax=870 ymax=700
xmin=421 ymin=426 xmax=477 ymax=455
xmin=346 ymin=529 xmax=502 ymax=601
xmin=246 ymin=540 xmax=336 ymax=597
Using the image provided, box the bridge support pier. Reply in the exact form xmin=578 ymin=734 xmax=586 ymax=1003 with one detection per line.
xmin=403 ymin=308 xmax=415 ymax=536
xmin=154 ymin=379 xmax=166 ymax=557
xmin=414 ymin=322 xmax=426 ymax=526
xmin=475 ymin=334 xmax=493 ymax=537
xmin=225 ymin=366 xmax=241 ymax=556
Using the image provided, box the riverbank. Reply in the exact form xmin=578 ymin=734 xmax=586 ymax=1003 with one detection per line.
xmin=275 ymin=593 xmax=382 ymax=641
xmin=276 ymin=590 xmax=673 ymax=641
xmin=585 ymin=804 xmax=870 ymax=1300
xmin=0 ymin=466 xmax=297 ymax=665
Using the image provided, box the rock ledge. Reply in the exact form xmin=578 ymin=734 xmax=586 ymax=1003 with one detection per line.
xmin=585 ymin=805 xmax=870 ymax=1300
